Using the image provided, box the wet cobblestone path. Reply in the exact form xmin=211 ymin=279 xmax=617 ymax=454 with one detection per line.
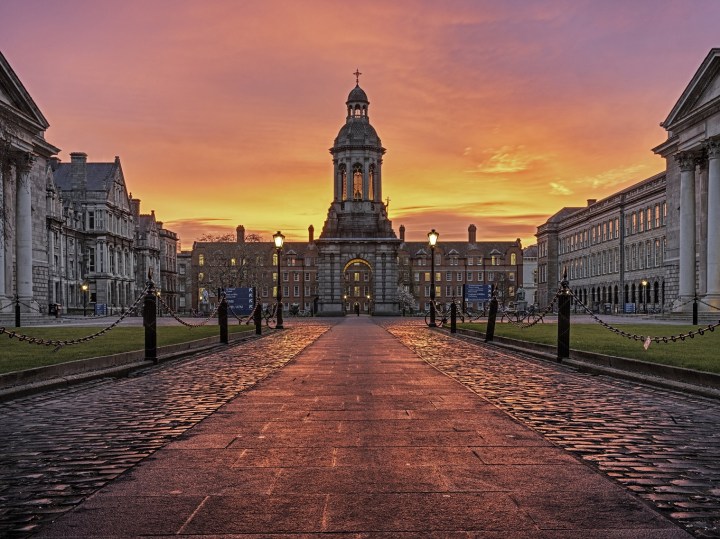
xmin=0 ymin=323 xmax=330 ymax=538
xmin=385 ymin=320 xmax=720 ymax=538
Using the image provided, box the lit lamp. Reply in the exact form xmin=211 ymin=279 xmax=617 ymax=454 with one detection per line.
xmin=273 ymin=231 xmax=285 ymax=329
xmin=641 ymin=279 xmax=648 ymax=313
xmin=81 ymin=283 xmax=89 ymax=317
xmin=428 ymin=229 xmax=439 ymax=327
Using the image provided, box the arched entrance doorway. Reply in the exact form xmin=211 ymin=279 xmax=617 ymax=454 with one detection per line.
xmin=343 ymin=259 xmax=373 ymax=314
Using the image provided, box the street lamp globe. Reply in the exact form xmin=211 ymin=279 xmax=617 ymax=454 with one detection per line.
xmin=428 ymin=229 xmax=439 ymax=327
xmin=273 ymin=231 xmax=285 ymax=249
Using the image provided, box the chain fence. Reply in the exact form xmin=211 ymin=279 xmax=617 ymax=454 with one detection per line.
xmin=569 ymin=290 xmax=720 ymax=349
xmin=229 ymin=302 xmax=260 ymax=325
xmin=156 ymin=294 xmax=220 ymax=328
xmin=0 ymin=285 xmax=150 ymax=352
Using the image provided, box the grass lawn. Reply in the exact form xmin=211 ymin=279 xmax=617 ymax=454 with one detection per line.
xmin=457 ymin=321 xmax=720 ymax=374
xmin=0 ymin=324 xmax=255 ymax=374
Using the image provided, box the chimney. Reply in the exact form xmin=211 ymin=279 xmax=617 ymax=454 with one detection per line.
xmin=236 ymin=225 xmax=245 ymax=243
xmin=399 ymin=224 xmax=405 ymax=241
xmin=468 ymin=224 xmax=477 ymax=243
xmin=130 ymin=198 xmax=141 ymax=217
xmin=70 ymin=152 xmax=87 ymax=191
xmin=308 ymin=224 xmax=315 ymax=243
xmin=49 ymin=156 xmax=60 ymax=171
xmin=587 ymin=199 xmax=597 ymax=206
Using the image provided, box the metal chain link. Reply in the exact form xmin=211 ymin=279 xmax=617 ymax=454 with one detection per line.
xmin=569 ymin=290 xmax=720 ymax=347
xmin=229 ymin=302 xmax=259 ymax=325
xmin=0 ymin=285 xmax=150 ymax=352
xmin=697 ymin=298 xmax=720 ymax=312
xmin=499 ymin=292 xmax=559 ymax=329
xmin=156 ymin=294 xmax=220 ymax=328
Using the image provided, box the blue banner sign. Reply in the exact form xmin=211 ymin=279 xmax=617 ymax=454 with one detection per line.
xmin=225 ymin=287 xmax=255 ymax=315
xmin=94 ymin=303 xmax=107 ymax=316
xmin=464 ymin=284 xmax=492 ymax=302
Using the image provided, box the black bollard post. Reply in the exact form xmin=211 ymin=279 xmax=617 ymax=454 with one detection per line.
xmin=254 ymin=303 xmax=262 ymax=335
xmin=557 ymin=272 xmax=571 ymax=361
xmin=144 ymin=272 xmax=157 ymax=364
xmin=693 ymin=296 xmax=698 ymax=325
xmin=219 ymin=291 xmax=228 ymax=344
xmin=450 ymin=302 xmax=457 ymax=333
xmin=485 ymin=296 xmax=499 ymax=342
xmin=15 ymin=296 xmax=20 ymax=328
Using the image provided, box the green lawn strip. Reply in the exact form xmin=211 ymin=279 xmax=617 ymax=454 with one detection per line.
xmin=0 ymin=324 xmax=255 ymax=374
xmin=457 ymin=322 xmax=720 ymax=374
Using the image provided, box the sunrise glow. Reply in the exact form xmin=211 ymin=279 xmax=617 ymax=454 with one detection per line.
xmin=3 ymin=0 xmax=720 ymax=247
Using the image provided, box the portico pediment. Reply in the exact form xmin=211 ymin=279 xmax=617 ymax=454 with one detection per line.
xmin=662 ymin=48 xmax=720 ymax=130
xmin=0 ymin=51 xmax=50 ymax=130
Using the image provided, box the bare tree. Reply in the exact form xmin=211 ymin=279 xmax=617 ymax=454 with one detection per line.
xmin=196 ymin=232 xmax=266 ymax=292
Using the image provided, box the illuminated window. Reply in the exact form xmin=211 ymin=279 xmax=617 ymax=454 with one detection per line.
xmin=368 ymin=164 xmax=375 ymax=200
xmin=199 ymin=254 xmax=204 ymax=266
xmin=340 ymin=164 xmax=348 ymax=200
xmin=510 ymin=253 xmax=517 ymax=265
xmin=353 ymin=164 xmax=363 ymax=200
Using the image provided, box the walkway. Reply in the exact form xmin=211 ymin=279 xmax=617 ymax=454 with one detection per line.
xmin=36 ymin=317 xmax=690 ymax=537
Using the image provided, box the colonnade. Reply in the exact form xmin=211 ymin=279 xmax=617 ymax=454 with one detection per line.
xmin=676 ymin=139 xmax=720 ymax=309
xmin=0 ymin=151 xmax=36 ymax=309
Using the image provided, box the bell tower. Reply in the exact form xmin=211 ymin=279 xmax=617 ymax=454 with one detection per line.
xmin=316 ymin=72 xmax=401 ymax=316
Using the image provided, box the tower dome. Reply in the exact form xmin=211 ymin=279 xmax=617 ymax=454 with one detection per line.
xmin=347 ymin=84 xmax=368 ymax=104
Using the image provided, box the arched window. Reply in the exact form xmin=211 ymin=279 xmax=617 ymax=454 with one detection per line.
xmin=353 ymin=164 xmax=363 ymax=200
xmin=654 ymin=281 xmax=660 ymax=304
xmin=368 ymin=164 xmax=375 ymax=201
xmin=339 ymin=164 xmax=347 ymax=200
xmin=510 ymin=253 xmax=517 ymax=265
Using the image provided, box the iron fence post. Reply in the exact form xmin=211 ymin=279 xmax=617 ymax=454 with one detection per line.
xmin=219 ymin=290 xmax=228 ymax=344
xmin=144 ymin=272 xmax=157 ymax=364
xmin=558 ymin=272 xmax=571 ymax=361
xmin=485 ymin=295 xmax=498 ymax=342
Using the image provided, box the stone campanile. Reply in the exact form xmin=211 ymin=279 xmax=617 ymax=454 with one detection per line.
xmin=316 ymin=72 xmax=401 ymax=316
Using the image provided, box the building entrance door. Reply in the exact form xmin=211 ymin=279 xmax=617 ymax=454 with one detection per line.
xmin=343 ymin=259 xmax=373 ymax=314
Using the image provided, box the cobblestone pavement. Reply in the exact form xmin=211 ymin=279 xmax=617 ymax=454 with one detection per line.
xmin=0 ymin=323 xmax=331 ymax=538
xmin=385 ymin=320 xmax=720 ymax=539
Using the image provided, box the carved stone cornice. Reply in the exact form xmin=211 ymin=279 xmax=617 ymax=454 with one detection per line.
xmin=674 ymin=151 xmax=697 ymax=172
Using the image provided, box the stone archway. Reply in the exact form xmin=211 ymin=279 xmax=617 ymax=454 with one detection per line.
xmin=342 ymin=258 xmax=373 ymax=314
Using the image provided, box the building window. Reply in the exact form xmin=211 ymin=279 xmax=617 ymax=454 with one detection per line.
xmin=510 ymin=253 xmax=517 ymax=265
xmin=467 ymin=272 xmax=473 ymax=281
xmin=467 ymin=257 xmax=473 ymax=265
xmin=353 ymin=163 xmax=363 ymax=200
xmin=446 ymin=271 xmax=452 ymax=281
xmin=457 ymin=272 xmax=463 ymax=281
xmin=199 ymin=254 xmax=204 ymax=266
xmin=424 ymin=272 xmax=430 ymax=282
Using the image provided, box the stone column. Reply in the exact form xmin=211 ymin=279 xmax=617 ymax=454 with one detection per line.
xmin=676 ymin=152 xmax=697 ymax=307
xmin=0 ymin=164 xmax=6 ymax=299
xmin=705 ymin=140 xmax=720 ymax=307
xmin=15 ymin=153 xmax=36 ymax=304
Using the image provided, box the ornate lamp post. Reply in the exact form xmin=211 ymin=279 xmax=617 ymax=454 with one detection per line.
xmin=641 ymin=279 xmax=648 ymax=313
xmin=273 ymin=231 xmax=285 ymax=329
xmin=428 ymin=229 xmax=439 ymax=327
xmin=81 ymin=283 xmax=89 ymax=317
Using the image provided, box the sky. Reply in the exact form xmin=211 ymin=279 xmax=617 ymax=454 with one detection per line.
xmin=2 ymin=0 xmax=719 ymax=249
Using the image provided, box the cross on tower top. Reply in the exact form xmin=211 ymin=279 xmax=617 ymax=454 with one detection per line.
xmin=353 ymin=68 xmax=362 ymax=85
